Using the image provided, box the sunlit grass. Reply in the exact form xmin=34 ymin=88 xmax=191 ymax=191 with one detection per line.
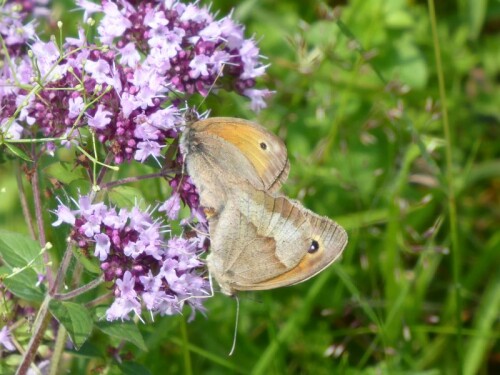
xmin=1 ymin=0 xmax=498 ymax=373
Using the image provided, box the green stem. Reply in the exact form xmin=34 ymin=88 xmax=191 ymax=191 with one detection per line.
xmin=50 ymin=243 xmax=74 ymax=296
xmin=100 ymin=169 xmax=177 ymax=191
xmin=15 ymin=162 xmax=37 ymax=240
xmin=84 ymin=291 xmax=114 ymax=309
xmin=180 ymin=318 xmax=193 ymax=375
xmin=54 ymin=275 xmax=105 ymax=300
xmin=48 ymin=325 xmax=67 ymax=375
xmin=31 ymin=155 xmax=54 ymax=289
xmin=427 ymin=0 xmax=463 ymax=369
xmin=16 ymin=296 xmax=52 ymax=375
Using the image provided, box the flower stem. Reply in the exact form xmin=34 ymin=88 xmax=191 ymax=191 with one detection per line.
xmin=15 ymin=161 xmax=36 ymax=240
xmin=31 ymin=156 xmax=54 ymax=289
xmin=50 ymin=243 xmax=74 ymax=296
xmin=16 ymin=295 xmax=51 ymax=375
xmin=100 ymin=169 xmax=177 ymax=190
xmin=96 ymin=152 xmax=114 ymax=186
xmin=85 ymin=291 xmax=114 ymax=308
xmin=54 ymin=274 xmax=105 ymax=301
xmin=48 ymin=325 xmax=67 ymax=375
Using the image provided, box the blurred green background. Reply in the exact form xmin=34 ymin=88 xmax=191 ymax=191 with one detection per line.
xmin=1 ymin=0 xmax=499 ymax=374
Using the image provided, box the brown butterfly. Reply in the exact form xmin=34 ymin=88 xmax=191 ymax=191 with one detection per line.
xmin=180 ymin=117 xmax=347 ymax=295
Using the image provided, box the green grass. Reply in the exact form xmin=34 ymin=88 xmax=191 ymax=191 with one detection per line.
xmin=137 ymin=1 xmax=500 ymax=373
xmin=157 ymin=1 xmax=500 ymax=373
xmin=1 ymin=0 xmax=499 ymax=373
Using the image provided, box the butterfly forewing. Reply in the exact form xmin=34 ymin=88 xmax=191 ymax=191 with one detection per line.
xmin=185 ymin=117 xmax=290 ymax=193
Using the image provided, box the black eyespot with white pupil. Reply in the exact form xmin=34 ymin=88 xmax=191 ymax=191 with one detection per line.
xmin=260 ymin=142 xmax=267 ymax=150
xmin=308 ymin=240 xmax=320 ymax=253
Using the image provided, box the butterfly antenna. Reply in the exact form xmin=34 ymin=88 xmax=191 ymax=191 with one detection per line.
xmin=229 ymin=294 xmax=240 ymax=356
xmin=198 ymin=63 xmax=226 ymax=111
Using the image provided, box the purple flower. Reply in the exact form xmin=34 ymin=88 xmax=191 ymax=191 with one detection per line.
xmin=0 ymin=120 xmax=24 ymax=140
xmin=30 ymin=40 xmax=63 ymax=80
xmin=189 ymin=54 xmax=211 ymax=78
xmin=52 ymin=201 xmax=76 ymax=226
xmin=1 ymin=0 xmax=273 ymax=165
xmin=159 ymin=193 xmax=182 ymax=220
xmin=94 ymin=233 xmax=111 ymax=261
xmin=68 ymin=96 xmax=85 ymax=119
xmin=239 ymin=39 xmax=267 ymax=79
xmin=84 ymin=59 xmax=111 ymax=84
xmin=119 ymin=42 xmax=141 ymax=67
xmin=76 ymin=0 xmax=103 ymax=21
xmin=135 ymin=141 xmax=163 ymax=163
xmin=149 ymin=106 xmax=181 ymax=130
xmin=81 ymin=214 xmax=102 ymax=237
xmin=243 ymin=88 xmax=275 ymax=112
xmin=0 ymin=3 xmax=36 ymax=56
xmin=139 ymin=271 xmax=160 ymax=292
xmin=154 ymin=294 xmax=183 ymax=317
xmin=87 ymin=105 xmax=112 ymax=130
xmin=103 ymin=209 xmax=129 ymax=230
xmin=106 ymin=296 xmax=142 ymax=321
xmin=52 ymin=193 xmax=209 ymax=321
xmin=97 ymin=2 xmax=133 ymax=44
xmin=0 ymin=326 xmax=15 ymax=351
xmin=6 ymin=0 xmax=276 ymax=324
xmin=116 ymin=271 xmax=137 ymax=299
xmin=36 ymin=273 xmax=46 ymax=287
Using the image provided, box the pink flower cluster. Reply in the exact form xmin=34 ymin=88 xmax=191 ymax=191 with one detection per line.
xmin=1 ymin=0 xmax=274 ymax=321
xmin=0 ymin=0 xmax=272 ymax=162
xmin=53 ymin=195 xmax=209 ymax=320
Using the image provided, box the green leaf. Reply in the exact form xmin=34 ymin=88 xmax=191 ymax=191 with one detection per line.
xmin=66 ymin=341 xmax=104 ymax=359
xmin=49 ymin=300 xmax=93 ymax=350
xmin=0 ymin=266 xmax=45 ymax=302
xmin=68 ymin=179 xmax=92 ymax=196
xmin=5 ymin=143 xmax=32 ymax=162
xmin=394 ymin=37 xmax=428 ymax=89
xmin=44 ymin=162 xmax=87 ymax=185
xmin=72 ymin=248 xmax=102 ymax=274
xmin=467 ymin=0 xmax=487 ymax=40
xmin=0 ymin=230 xmax=45 ymax=272
xmin=95 ymin=320 xmax=147 ymax=351
xmin=108 ymin=186 xmax=145 ymax=208
xmin=385 ymin=9 xmax=415 ymax=29
xmin=117 ymin=362 xmax=152 ymax=375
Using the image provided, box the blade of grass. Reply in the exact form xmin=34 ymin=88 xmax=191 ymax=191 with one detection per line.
xmin=416 ymin=232 xmax=500 ymax=370
xmin=427 ymin=0 xmax=463 ymax=371
xmin=250 ymin=272 xmax=329 ymax=375
xmin=463 ymin=265 xmax=500 ymax=375
xmin=330 ymin=266 xmax=387 ymax=369
xmin=179 ymin=318 xmax=193 ymax=375
xmin=249 ymin=267 xmax=378 ymax=374
xmin=381 ymin=143 xmax=421 ymax=347
xmin=169 ymin=336 xmax=248 ymax=374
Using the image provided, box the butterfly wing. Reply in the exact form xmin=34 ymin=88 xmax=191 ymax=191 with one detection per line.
xmin=186 ymin=117 xmax=290 ymax=193
xmin=182 ymin=130 xmax=263 ymax=211
xmin=207 ymin=184 xmax=348 ymax=295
